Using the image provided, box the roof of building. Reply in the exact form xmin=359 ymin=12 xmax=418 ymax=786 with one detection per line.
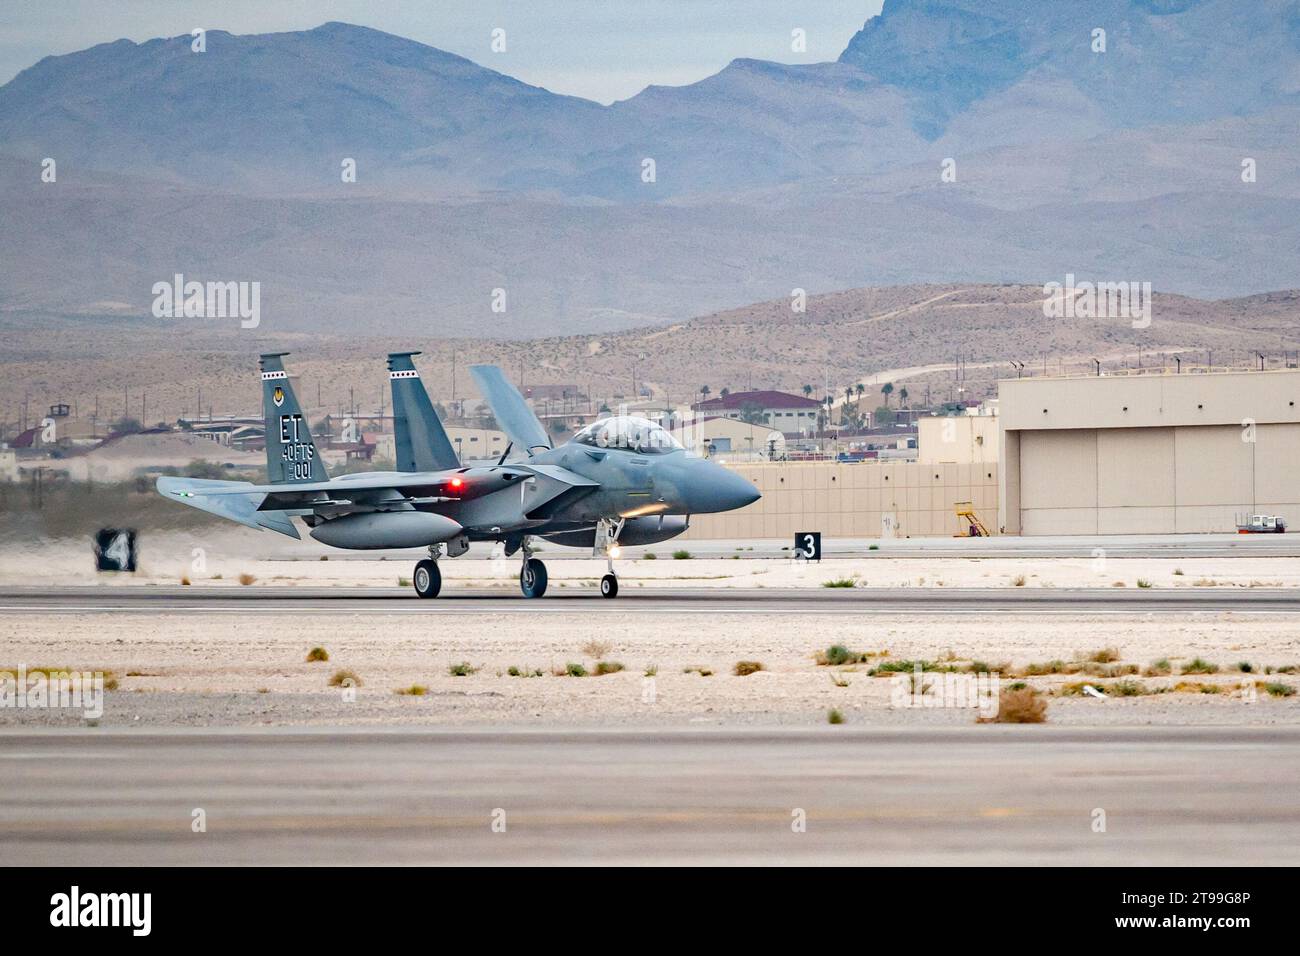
xmin=695 ymin=390 xmax=822 ymax=411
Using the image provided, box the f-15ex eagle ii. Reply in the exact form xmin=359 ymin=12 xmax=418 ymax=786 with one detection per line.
xmin=158 ymin=352 xmax=760 ymax=598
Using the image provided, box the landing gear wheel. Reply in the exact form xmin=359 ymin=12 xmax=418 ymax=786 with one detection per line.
xmin=413 ymin=559 xmax=441 ymax=599
xmin=600 ymin=573 xmax=619 ymax=599
xmin=520 ymin=558 xmax=548 ymax=598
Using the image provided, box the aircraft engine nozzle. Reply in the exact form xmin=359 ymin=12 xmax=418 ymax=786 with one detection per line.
xmin=309 ymin=511 xmax=464 ymax=550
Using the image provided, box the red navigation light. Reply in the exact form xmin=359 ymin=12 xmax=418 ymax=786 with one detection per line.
xmin=450 ymin=477 xmax=464 ymax=490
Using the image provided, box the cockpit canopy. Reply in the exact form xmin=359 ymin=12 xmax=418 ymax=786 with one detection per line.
xmin=572 ymin=416 xmax=683 ymax=455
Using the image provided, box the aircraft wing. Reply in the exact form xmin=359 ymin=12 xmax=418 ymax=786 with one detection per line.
xmin=170 ymin=468 xmax=545 ymax=514
xmin=178 ymin=474 xmax=461 ymax=497
xmin=469 ymin=365 xmax=551 ymax=454
xmin=156 ymin=477 xmax=301 ymax=538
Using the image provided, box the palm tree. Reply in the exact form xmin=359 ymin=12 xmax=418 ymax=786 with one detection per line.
xmin=802 ymin=384 xmax=813 ymax=398
xmin=699 ymin=385 xmax=711 ymax=405
xmin=881 ymin=382 xmax=895 ymax=407
xmin=855 ymin=382 xmax=865 ymax=401
xmin=720 ymin=387 xmax=730 ymax=399
xmin=898 ymin=386 xmax=909 ymax=407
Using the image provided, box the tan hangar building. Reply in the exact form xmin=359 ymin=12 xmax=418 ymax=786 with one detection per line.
xmin=999 ymin=369 xmax=1300 ymax=535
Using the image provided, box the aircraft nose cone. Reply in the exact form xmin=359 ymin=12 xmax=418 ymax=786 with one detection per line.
xmin=690 ymin=463 xmax=761 ymax=513
xmin=728 ymin=472 xmax=762 ymax=509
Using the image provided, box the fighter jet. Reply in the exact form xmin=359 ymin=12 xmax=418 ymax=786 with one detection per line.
xmin=158 ymin=352 xmax=760 ymax=598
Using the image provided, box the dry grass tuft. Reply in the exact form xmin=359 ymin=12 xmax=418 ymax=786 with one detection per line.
xmin=980 ymin=686 xmax=1047 ymax=723
xmin=1172 ymin=681 xmax=1221 ymax=694
xmin=305 ymin=646 xmax=329 ymax=663
xmin=733 ymin=660 xmax=764 ymax=676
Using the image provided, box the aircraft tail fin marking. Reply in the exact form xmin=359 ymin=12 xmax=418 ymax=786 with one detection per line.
xmin=260 ymin=352 xmax=329 ymax=484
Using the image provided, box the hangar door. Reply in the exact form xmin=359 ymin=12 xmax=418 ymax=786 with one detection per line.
xmin=1018 ymin=427 xmax=1180 ymax=535
xmin=1013 ymin=425 xmax=1295 ymax=534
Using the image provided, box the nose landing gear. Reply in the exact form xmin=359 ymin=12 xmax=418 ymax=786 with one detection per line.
xmin=596 ymin=517 xmax=624 ymax=599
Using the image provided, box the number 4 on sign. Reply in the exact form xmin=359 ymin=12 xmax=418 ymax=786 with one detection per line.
xmin=105 ymin=532 xmax=131 ymax=569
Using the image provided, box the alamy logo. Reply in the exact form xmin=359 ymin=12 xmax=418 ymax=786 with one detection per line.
xmin=152 ymin=273 xmax=260 ymax=328
xmin=890 ymin=664 xmax=1000 ymax=719
xmin=50 ymin=886 xmax=151 ymax=936
xmin=1043 ymin=274 xmax=1152 ymax=329
xmin=0 ymin=666 xmax=104 ymax=719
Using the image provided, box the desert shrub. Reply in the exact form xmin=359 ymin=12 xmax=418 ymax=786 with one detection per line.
xmin=981 ymin=687 xmax=1047 ymax=723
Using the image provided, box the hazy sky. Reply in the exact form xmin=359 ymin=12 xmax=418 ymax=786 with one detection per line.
xmin=0 ymin=0 xmax=885 ymax=103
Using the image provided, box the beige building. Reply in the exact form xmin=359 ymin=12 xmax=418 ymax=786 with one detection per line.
xmin=447 ymin=426 xmax=509 ymax=460
xmin=917 ymin=415 xmax=999 ymax=465
xmin=669 ymin=417 xmax=783 ymax=460
xmin=368 ymin=427 xmax=510 ymax=464
xmin=999 ymin=369 xmax=1300 ymax=534
xmin=684 ymin=460 xmax=998 ymax=540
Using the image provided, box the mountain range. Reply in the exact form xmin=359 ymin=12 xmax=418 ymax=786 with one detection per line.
xmin=1 ymin=0 xmax=1298 ymax=335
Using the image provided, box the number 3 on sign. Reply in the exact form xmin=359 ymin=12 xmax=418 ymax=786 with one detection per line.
xmin=795 ymin=531 xmax=821 ymax=562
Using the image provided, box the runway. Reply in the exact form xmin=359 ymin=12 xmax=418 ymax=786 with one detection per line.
xmin=248 ymin=532 xmax=1300 ymax=561
xmin=0 ymin=726 xmax=1295 ymax=865
xmin=3 ymin=585 xmax=1300 ymax=615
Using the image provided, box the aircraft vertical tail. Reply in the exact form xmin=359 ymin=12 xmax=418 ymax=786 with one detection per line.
xmin=260 ymin=352 xmax=329 ymax=484
xmin=388 ymin=351 xmax=460 ymax=472
xmin=469 ymin=365 xmax=551 ymax=455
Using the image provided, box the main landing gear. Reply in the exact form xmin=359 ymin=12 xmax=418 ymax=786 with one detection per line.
xmin=519 ymin=537 xmax=548 ymax=598
xmin=413 ymin=548 xmax=442 ymax=599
